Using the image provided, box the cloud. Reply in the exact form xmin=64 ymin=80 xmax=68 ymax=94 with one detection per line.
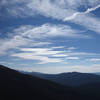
xmin=0 ymin=0 xmax=75 ymax=19
xmin=0 ymin=36 xmax=51 ymax=55
xmin=0 ymin=22 xmax=99 ymax=64
xmin=11 ymin=47 xmax=66 ymax=64
xmin=31 ymin=42 xmax=51 ymax=46
xmin=0 ymin=61 xmax=13 ymax=65
xmin=67 ymin=47 xmax=77 ymax=52
xmin=66 ymin=57 xmax=79 ymax=60
xmin=64 ymin=4 xmax=100 ymax=21
xmin=0 ymin=24 xmax=89 ymax=55
xmin=64 ymin=5 xmax=100 ymax=33
xmin=0 ymin=0 xmax=100 ymax=70
xmin=1 ymin=0 xmax=99 ymax=18
xmin=67 ymin=51 xmax=100 ymax=56
xmin=0 ymin=23 xmax=99 ymax=64
xmin=85 ymin=4 xmax=100 ymax=13
xmin=73 ymin=15 xmax=100 ymax=33
xmin=53 ymin=54 xmax=68 ymax=57
xmin=13 ymin=24 xmax=89 ymax=39
xmin=10 ymin=46 xmax=83 ymax=64
xmin=15 ymin=64 xmax=100 ymax=74
xmin=0 ymin=61 xmax=7 ymax=64
xmin=51 ymin=46 xmax=65 ymax=49
xmin=0 ymin=35 xmax=29 ymax=55
xmin=64 ymin=12 xmax=80 ymax=21
xmin=1 ymin=0 xmax=100 ymax=34
xmin=20 ymin=48 xmax=65 ymax=55
xmin=18 ymin=24 xmax=88 ymax=38
xmin=87 ymin=58 xmax=100 ymax=62
xmin=11 ymin=52 xmax=64 ymax=64
xmin=10 ymin=46 xmax=100 ymax=64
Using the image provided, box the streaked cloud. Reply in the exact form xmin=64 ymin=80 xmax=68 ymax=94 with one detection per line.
xmin=11 ymin=47 xmax=66 ymax=64
xmin=12 ymin=52 xmax=64 ymax=64
xmin=15 ymin=64 xmax=100 ymax=74
xmin=10 ymin=46 xmax=100 ymax=64
xmin=0 ymin=0 xmax=100 ymax=34
xmin=87 ymin=58 xmax=100 ymax=62
xmin=15 ymin=24 xmax=89 ymax=38
xmin=0 ymin=24 xmax=89 ymax=55
xmin=20 ymin=47 xmax=65 ymax=55
xmin=53 ymin=54 xmax=68 ymax=57
xmin=66 ymin=57 xmax=79 ymax=60
xmin=1 ymin=0 xmax=99 ymax=18
xmin=64 ymin=5 xmax=100 ymax=34
xmin=64 ymin=4 xmax=100 ymax=21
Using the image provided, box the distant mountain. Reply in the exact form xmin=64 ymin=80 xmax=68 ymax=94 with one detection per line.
xmin=24 ymin=71 xmax=100 ymax=87
xmin=93 ymin=72 xmax=100 ymax=75
xmin=0 ymin=65 xmax=84 ymax=100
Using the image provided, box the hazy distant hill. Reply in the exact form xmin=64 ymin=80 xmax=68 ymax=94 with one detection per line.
xmin=93 ymin=72 xmax=100 ymax=75
xmin=23 ymin=71 xmax=100 ymax=100
xmin=0 ymin=65 xmax=83 ymax=100
xmin=24 ymin=71 xmax=100 ymax=87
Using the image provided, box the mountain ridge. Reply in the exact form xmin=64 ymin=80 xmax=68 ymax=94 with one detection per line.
xmin=23 ymin=71 xmax=100 ymax=87
xmin=1 ymin=65 xmax=100 ymax=100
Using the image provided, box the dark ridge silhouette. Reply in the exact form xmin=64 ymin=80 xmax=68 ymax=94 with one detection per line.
xmin=0 ymin=65 xmax=85 ymax=100
xmin=1 ymin=65 xmax=100 ymax=100
xmin=25 ymin=71 xmax=100 ymax=87
xmin=77 ymin=82 xmax=100 ymax=100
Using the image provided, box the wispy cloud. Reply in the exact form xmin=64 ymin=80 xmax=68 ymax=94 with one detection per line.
xmin=67 ymin=51 xmax=100 ymax=56
xmin=11 ymin=46 xmax=66 ymax=64
xmin=12 ymin=52 xmax=64 ymax=64
xmin=51 ymin=46 xmax=65 ymax=49
xmin=17 ymin=24 xmax=88 ymax=38
xmin=64 ymin=4 xmax=100 ymax=21
xmin=0 ymin=35 xmax=29 ymax=55
xmin=10 ymin=46 xmax=100 ymax=64
xmin=1 ymin=0 xmax=100 ymax=34
xmin=85 ymin=4 xmax=100 ymax=13
xmin=64 ymin=5 xmax=100 ymax=33
xmin=66 ymin=57 xmax=79 ymax=60
xmin=53 ymin=54 xmax=68 ymax=57
xmin=0 ymin=24 xmax=89 ymax=55
xmin=1 ymin=0 xmax=99 ymax=18
xmin=15 ymin=64 xmax=100 ymax=74
xmin=87 ymin=58 xmax=100 ymax=62
xmin=0 ymin=61 xmax=13 ymax=66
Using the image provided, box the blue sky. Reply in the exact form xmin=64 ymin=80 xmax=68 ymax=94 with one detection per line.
xmin=0 ymin=0 xmax=100 ymax=73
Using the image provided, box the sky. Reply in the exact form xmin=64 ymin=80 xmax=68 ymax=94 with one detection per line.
xmin=0 ymin=0 xmax=100 ymax=74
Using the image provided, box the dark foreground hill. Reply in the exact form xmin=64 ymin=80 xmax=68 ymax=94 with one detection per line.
xmin=0 ymin=65 xmax=85 ymax=100
xmin=25 ymin=71 xmax=100 ymax=87
xmin=78 ymin=82 xmax=100 ymax=100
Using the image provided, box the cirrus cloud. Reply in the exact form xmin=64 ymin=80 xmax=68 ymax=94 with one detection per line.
xmin=0 ymin=0 xmax=100 ymax=34
xmin=0 ymin=24 xmax=89 ymax=55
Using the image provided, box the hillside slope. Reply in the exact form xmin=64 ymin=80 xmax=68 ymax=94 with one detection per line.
xmin=0 ymin=65 xmax=83 ymax=100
